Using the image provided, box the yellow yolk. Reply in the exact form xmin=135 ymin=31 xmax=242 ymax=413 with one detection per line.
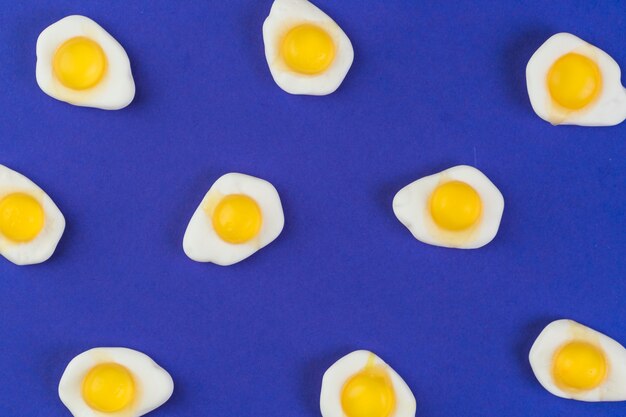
xmin=547 ymin=53 xmax=602 ymax=110
xmin=552 ymin=341 xmax=607 ymax=391
xmin=281 ymin=24 xmax=335 ymax=74
xmin=82 ymin=363 xmax=136 ymax=413
xmin=0 ymin=193 xmax=45 ymax=243
xmin=429 ymin=181 xmax=482 ymax=231
xmin=211 ymin=194 xmax=262 ymax=244
xmin=53 ymin=36 xmax=107 ymax=90
xmin=341 ymin=363 xmax=396 ymax=417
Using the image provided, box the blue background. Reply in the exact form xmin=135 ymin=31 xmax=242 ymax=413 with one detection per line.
xmin=1 ymin=1 xmax=625 ymax=416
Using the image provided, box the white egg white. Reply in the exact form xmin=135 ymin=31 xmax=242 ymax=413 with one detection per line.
xmin=58 ymin=347 xmax=174 ymax=417
xmin=0 ymin=165 xmax=65 ymax=266
xmin=320 ymin=350 xmax=416 ymax=417
xmin=526 ymin=32 xmax=626 ymax=126
xmin=36 ymin=15 xmax=135 ymax=110
xmin=392 ymin=165 xmax=504 ymax=249
xmin=262 ymin=0 xmax=354 ymax=95
xmin=182 ymin=172 xmax=285 ymax=266
xmin=529 ymin=319 xmax=626 ymax=402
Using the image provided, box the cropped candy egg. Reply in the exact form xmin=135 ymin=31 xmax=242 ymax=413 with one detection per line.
xmin=0 ymin=164 xmax=65 ymax=265
xmin=526 ymin=33 xmax=626 ymax=126
xmin=320 ymin=350 xmax=416 ymax=417
xmin=262 ymin=0 xmax=354 ymax=95
xmin=59 ymin=347 xmax=173 ymax=417
xmin=183 ymin=173 xmax=284 ymax=266
xmin=36 ymin=15 xmax=135 ymax=110
xmin=529 ymin=319 xmax=626 ymax=401
xmin=392 ymin=165 xmax=504 ymax=249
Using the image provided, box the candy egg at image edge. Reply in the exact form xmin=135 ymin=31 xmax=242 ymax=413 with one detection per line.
xmin=0 ymin=164 xmax=65 ymax=266
xmin=392 ymin=165 xmax=504 ymax=249
xmin=183 ymin=173 xmax=285 ymax=266
xmin=320 ymin=350 xmax=416 ymax=417
xmin=36 ymin=15 xmax=135 ymax=110
xmin=262 ymin=0 xmax=354 ymax=95
xmin=59 ymin=347 xmax=173 ymax=417
xmin=526 ymin=32 xmax=626 ymax=126
xmin=529 ymin=319 xmax=626 ymax=402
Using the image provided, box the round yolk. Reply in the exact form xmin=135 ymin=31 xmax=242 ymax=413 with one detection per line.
xmin=429 ymin=181 xmax=482 ymax=231
xmin=341 ymin=366 xmax=396 ymax=417
xmin=280 ymin=24 xmax=335 ymax=74
xmin=53 ymin=36 xmax=107 ymax=90
xmin=0 ymin=193 xmax=45 ymax=243
xmin=552 ymin=341 xmax=607 ymax=391
xmin=547 ymin=53 xmax=602 ymax=110
xmin=212 ymin=194 xmax=263 ymax=244
xmin=82 ymin=363 xmax=136 ymax=413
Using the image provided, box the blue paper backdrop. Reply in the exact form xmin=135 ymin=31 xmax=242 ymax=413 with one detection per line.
xmin=1 ymin=1 xmax=625 ymax=416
